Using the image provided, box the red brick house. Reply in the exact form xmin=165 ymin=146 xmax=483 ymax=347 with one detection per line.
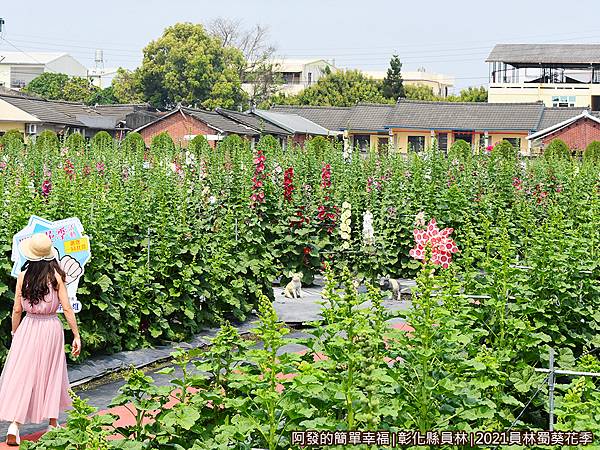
xmin=528 ymin=110 xmax=600 ymax=152
xmin=136 ymin=106 xmax=260 ymax=148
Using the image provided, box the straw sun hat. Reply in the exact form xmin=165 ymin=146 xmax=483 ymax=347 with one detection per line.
xmin=19 ymin=233 xmax=59 ymax=262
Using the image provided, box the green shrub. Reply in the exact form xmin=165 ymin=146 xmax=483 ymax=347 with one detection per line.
xmin=120 ymin=132 xmax=146 ymax=156
xmin=448 ymin=139 xmax=471 ymax=160
xmin=257 ymin=134 xmax=281 ymax=155
xmin=306 ymin=136 xmax=330 ymax=158
xmin=1 ymin=129 xmax=24 ymax=144
xmin=491 ymin=140 xmax=517 ymax=159
xmin=34 ymin=130 xmax=60 ymax=153
xmin=218 ymin=134 xmax=246 ymax=154
xmin=583 ymin=140 xmax=600 ymax=163
xmin=64 ymin=132 xmax=86 ymax=151
xmin=90 ymin=131 xmax=114 ymax=153
xmin=544 ymin=138 xmax=571 ymax=160
xmin=151 ymin=131 xmax=176 ymax=156
xmin=188 ymin=134 xmax=210 ymax=157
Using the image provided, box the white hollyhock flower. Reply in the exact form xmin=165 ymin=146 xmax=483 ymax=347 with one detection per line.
xmin=209 ymin=195 xmax=216 ymax=204
xmin=415 ymin=211 xmax=425 ymax=227
xmin=339 ymin=201 xmax=352 ymax=247
xmin=185 ymin=151 xmax=196 ymax=166
xmin=363 ymin=210 xmax=374 ymax=246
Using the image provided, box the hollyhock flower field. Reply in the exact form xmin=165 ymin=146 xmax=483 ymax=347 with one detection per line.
xmin=0 ymin=130 xmax=598 ymax=448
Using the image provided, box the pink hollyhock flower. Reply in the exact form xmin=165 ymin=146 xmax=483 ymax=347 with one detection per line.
xmin=250 ymin=150 xmax=267 ymax=207
xmin=409 ymin=218 xmax=458 ymax=269
xmin=512 ymin=177 xmax=522 ymax=191
xmin=96 ymin=162 xmax=106 ymax=175
xmin=485 ymin=145 xmax=493 ymax=153
xmin=321 ymin=164 xmax=331 ymax=190
xmin=41 ymin=179 xmax=52 ymax=197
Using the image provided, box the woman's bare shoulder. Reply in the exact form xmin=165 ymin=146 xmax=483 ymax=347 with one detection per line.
xmin=53 ymin=270 xmax=64 ymax=285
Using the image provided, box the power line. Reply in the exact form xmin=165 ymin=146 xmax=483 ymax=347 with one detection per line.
xmin=4 ymin=28 xmax=600 ymax=61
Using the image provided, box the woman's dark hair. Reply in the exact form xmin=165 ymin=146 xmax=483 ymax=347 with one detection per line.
xmin=21 ymin=260 xmax=66 ymax=307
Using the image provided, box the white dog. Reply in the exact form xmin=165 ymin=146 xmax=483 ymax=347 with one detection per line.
xmin=284 ymin=272 xmax=304 ymax=299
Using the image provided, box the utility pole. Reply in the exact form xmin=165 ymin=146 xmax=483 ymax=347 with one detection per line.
xmin=0 ymin=18 xmax=4 ymax=34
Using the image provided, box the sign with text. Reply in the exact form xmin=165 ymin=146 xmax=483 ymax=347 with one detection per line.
xmin=11 ymin=216 xmax=91 ymax=313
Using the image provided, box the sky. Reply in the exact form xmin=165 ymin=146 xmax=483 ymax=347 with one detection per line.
xmin=1 ymin=0 xmax=600 ymax=90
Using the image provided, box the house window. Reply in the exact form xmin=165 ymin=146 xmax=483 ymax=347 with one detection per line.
xmin=479 ymin=134 xmax=487 ymax=151
xmin=282 ymin=72 xmax=301 ymax=84
xmin=505 ymin=138 xmax=521 ymax=149
xmin=408 ymin=136 xmax=425 ymax=153
xmin=436 ymin=132 xmax=448 ymax=153
xmin=307 ymin=72 xmax=313 ymax=85
xmin=353 ymin=134 xmax=371 ymax=152
xmin=552 ymin=96 xmax=576 ymax=107
xmin=454 ymin=132 xmax=473 ymax=145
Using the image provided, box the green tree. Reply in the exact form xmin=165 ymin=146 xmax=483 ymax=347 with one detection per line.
xmin=24 ymin=73 xmax=99 ymax=103
xmin=62 ymin=77 xmax=98 ymax=103
xmin=405 ymin=84 xmax=440 ymax=101
xmin=209 ymin=18 xmax=280 ymax=108
xmin=292 ymin=70 xmax=390 ymax=107
xmin=23 ymin=73 xmax=70 ymax=99
xmin=455 ymin=86 xmax=488 ymax=102
xmin=111 ymin=68 xmax=145 ymax=104
xmin=139 ymin=22 xmax=247 ymax=109
xmin=87 ymin=86 xmax=118 ymax=105
xmin=382 ymin=55 xmax=405 ymax=100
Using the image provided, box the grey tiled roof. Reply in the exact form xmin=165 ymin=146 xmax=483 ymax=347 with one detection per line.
xmin=387 ymin=100 xmax=545 ymax=131
xmin=269 ymin=105 xmax=352 ymax=130
xmin=183 ymin=107 xmax=259 ymax=135
xmin=0 ymin=95 xmax=88 ymax=126
xmin=253 ymin=110 xmax=332 ymax=135
xmin=346 ymin=103 xmax=394 ymax=131
xmin=537 ymin=107 xmax=600 ymax=130
xmin=215 ymin=108 xmax=290 ymax=135
xmin=486 ymin=44 xmax=600 ymax=65
xmin=0 ymin=94 xmax=140 ymax=129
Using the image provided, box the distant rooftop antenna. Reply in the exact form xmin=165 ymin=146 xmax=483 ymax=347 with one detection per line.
xmin=417 ymin=66 xmax=426 ymax=72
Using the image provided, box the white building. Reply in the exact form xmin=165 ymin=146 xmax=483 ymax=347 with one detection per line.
xmin=243 ymin=58 xmax=338 ymax=97
xmin=0 ymin=52 xmax=88 ymax=89
xmin=486 ymin=44 xmax=600 ymax=109
xmin=363 ymin=67 xmax=455 ymax=98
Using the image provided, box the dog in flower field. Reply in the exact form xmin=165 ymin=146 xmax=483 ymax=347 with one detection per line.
xmin=284 ymin=272 xmax=304 ymax=299
xmin=379 ymin=276 xmax=401 ymax=301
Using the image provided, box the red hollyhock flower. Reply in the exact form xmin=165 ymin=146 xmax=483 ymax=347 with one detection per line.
xmin=283 ymin=167 xmax=294 ymax=202
xmin=64 ymin=159 xmax=75 ymax=180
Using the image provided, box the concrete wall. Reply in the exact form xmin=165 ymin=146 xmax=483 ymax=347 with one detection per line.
xmin=0 ymin=66 xmax=10 ymax=88
xmin=489 ymin=83 xmax=600 ymax=108
xmin=46 ymin=55 xmax=88 ymax=78
xmin=390 ymin=129 xmax=530 ymax=155
xmin=0 ymin=121 xmax=25 ymax=133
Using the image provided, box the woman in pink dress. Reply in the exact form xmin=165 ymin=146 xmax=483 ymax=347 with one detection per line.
xmin=0 ymin=233 xmax=81 ymax=446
